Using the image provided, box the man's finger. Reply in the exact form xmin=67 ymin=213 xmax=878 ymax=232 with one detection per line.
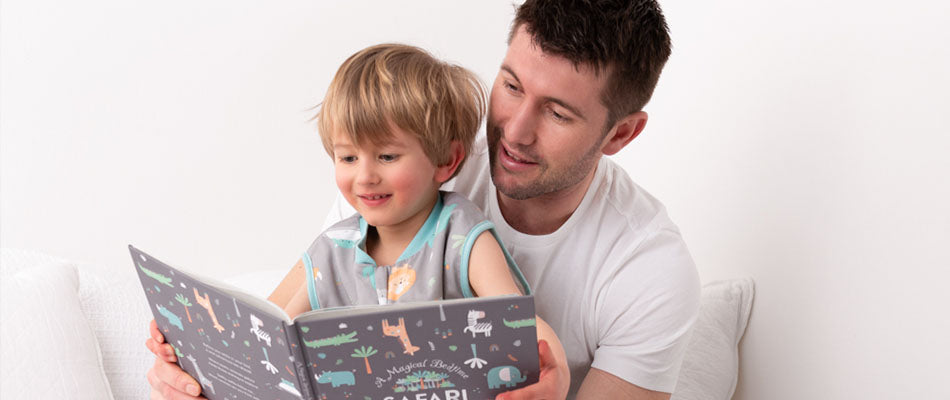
xmin=495 ymin=340 xmax=562 ymax=400
xmin=537 ymin=339 xmax=554 ymax=369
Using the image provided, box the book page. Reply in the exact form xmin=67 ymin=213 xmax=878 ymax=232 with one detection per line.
xmin=131 ymin=246 xmax=306 ymax=399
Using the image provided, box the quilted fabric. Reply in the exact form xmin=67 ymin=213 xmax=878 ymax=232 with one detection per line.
xmin=0 ymin=249 xmax=115 ymax=400
xmin=77 ymin=262 xmax=153 ymax=400
xmin=672 ymin=278 xmax=755 ymax=400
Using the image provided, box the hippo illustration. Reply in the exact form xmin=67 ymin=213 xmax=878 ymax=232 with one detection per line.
xmin=487 ymin=365 xmax=528 ymax=389
xmin=316 ymin=370 xmax=355 ymax=388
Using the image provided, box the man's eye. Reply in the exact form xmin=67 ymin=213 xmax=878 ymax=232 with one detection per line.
xmin=549 ymin=108 xmax=570 ymax=123
xmin=503 ymin=81 xmax=519 ymax=92
xmin=379 ymin=154 xmax=399 ymax=162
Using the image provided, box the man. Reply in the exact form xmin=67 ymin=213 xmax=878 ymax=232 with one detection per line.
xmin=146 ymin=1 xmax=699 ymax=398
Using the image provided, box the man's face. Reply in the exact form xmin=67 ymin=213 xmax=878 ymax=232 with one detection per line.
xmin=487 ymin=26 xmax=612 ymax=201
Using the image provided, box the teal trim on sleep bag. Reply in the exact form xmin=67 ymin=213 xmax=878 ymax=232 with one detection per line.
xmin=303 ymin=252 xmax=321 ymax=310
xmin=354 ymin=194 xmax=445 ymax=267
xmin=458 ymin=221 xmax=532 ymax=298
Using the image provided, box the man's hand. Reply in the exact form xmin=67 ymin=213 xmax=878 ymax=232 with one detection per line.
xmin=144 ymin=319 xmax=206 ymax=400
xmin=495 ymin=339 xmax=570 ymax=400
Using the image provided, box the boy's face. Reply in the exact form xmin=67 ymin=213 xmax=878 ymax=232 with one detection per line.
xmin=332 ymin=127 xmax=443 ymax=233
xmin=487 ymin=26 xmax=613 ymax=201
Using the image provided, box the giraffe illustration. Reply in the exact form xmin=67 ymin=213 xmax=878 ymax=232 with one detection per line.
xmin=381 ymin=318 xmax=420 ymax=356
xmin=194 ymin=288 xmax=225 ymax=333
xmin=185 ymin=354 xmax=215 ymax=395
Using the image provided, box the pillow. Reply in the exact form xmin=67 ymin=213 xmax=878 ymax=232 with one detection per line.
xmin=672 ymin=278 xmax=755 ymax=400
xmin=78 ymin=261 xmax=153 ymax=400
xmin=0 ymin=250 xmax=115 ymax=400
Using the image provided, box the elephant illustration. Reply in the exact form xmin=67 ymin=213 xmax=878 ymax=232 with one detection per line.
xmin=487 ymin=365 xmax=528 ymax=389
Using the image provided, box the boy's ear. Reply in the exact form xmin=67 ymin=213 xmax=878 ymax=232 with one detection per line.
xmin=434 ymin=141 xmax=465 ymax=183
xmin=601 ymin=111 xmax=648 ymax=156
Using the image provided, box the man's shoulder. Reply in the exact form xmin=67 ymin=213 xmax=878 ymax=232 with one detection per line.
xmin=590 ymin=157 xmax=679 ymax=236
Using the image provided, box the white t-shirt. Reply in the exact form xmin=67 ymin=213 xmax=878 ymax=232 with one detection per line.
xmin=323 ymin=137 xmax=701 ymax=395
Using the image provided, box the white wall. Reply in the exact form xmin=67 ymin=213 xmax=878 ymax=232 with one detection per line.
xmin=2 ymin=1 xmax=948 ymax=398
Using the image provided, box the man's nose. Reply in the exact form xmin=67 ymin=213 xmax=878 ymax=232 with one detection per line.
xmin=504 ymin=102 xmax=537 ymax=146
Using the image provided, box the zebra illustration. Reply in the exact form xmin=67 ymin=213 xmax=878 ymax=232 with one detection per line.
xmin=249 ymin=314 xmax=272 ymax=347
xmin=463 ymin=310 xmax=493 ymax=338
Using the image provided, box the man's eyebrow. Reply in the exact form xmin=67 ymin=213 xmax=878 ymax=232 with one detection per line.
xmin=500 ymin=65 xmax=587 ymax=121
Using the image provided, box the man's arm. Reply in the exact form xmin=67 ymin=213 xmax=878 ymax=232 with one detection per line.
xmin=576 ymin=368 xmax=670 ymax=400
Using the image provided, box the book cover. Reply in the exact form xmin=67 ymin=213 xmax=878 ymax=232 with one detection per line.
xmin=131 ymin=245 xmax=539 ymax=400
xmin=131 ymin=245 xmax=309 ymax=400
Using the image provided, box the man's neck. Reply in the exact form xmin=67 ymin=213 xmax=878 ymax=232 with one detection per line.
xmin=496 ymin=167 xmax=597 ymax=235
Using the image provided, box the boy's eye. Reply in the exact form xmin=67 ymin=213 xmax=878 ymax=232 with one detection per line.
xmin=339 ymin=155 xmax=357 ymax=163
xmin=379 ymin=154 xmax=399 ymax=162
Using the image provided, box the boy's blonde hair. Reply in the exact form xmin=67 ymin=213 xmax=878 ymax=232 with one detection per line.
xmin=316 ymin=44 xmax=486 ymax=179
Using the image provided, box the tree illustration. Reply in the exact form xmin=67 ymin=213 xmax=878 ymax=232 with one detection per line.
xmin=423 ymin=370 xmax=441 ymax=388
xmin=350 ymin=345 xmax=378 ymax=374
xmin=174 ymin=293 xmax=193 ymax=323
xmin=433 ymin=372 xmax=450 ymax=387
xmin=409 ymin=370 xmax=428 ymax=390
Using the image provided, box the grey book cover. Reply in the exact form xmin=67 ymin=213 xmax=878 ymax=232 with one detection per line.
xmin=131 ymin=245 xmax=539 ymax=400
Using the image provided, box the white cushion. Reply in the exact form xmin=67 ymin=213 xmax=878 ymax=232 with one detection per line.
xmin=0 ymin=249 xmax=115 ymax=400
xmin=672 ymin=278 xmax=755 ymax=400
xmin=77 ymin=260 xmax=153 ymax=400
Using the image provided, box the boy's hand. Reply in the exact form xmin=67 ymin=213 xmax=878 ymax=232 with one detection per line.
xmin=495 ymin=339 xmax=570 ymax=400
xmin=145 ymin=319 xmax=206 ymax=399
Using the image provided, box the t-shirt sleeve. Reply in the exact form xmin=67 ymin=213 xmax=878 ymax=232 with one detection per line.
xmin=321 ymin=191 xmax=357 ymax=231
xmin=589 ymin=227 xmax=701 ymax=393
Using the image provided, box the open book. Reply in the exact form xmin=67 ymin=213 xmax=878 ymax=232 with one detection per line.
xmin=130 ymin=245 xmax=539 ymax=400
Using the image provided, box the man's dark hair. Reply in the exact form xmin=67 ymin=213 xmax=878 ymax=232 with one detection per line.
xmin=511 ymin=0 xmax=672 ymax=129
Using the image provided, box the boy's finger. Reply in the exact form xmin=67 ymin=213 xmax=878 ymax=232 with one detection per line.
xmin=153 ymin=358 xmax=203 ymax=398
xmin=150 ymin=319 xmax=164 ymax=343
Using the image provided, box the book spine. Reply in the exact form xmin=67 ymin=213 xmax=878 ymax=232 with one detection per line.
xmin=284 ymin=322 xmax=316 ymax=400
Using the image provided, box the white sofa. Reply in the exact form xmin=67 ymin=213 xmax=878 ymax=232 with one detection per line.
xmin=0 ymin=248 xmax=753 ymax=399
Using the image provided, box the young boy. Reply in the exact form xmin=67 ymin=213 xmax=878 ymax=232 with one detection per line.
xmin=273 ymin=43 xmax=568 ymax=387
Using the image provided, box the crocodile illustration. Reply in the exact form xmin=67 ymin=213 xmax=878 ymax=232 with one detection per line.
xmin=503 ymin=317 xmax=537 ymax=329
xmin=303 ymin=331 xmax=358 ymax=349
xmin=139 ymin=263 xmax=173 ymax=287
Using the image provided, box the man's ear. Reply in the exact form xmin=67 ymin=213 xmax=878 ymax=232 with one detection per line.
xmin=601 ymin=111 xmax=648 ymax=156
xmin=434 ymin=140 xmax=465 ymax=183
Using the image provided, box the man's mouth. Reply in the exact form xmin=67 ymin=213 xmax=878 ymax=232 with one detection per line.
xmin=500 ymin=142 xmax=537 ymax=165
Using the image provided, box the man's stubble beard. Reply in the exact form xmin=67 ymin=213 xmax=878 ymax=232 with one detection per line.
xmin=487 ymin=124 xmax=603 ymax=201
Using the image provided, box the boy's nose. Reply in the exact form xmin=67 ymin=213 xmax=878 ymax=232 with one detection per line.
xmin=356 ymin=163 xmax=381 ymax=185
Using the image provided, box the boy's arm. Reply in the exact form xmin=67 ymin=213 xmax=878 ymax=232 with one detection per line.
xmin=467 ymin=232 xmax=571 ymax=400
xmin=268 ymin=258 xmax=305 ymax=308
xmin=145 ymin=320 xmax=205 ymax=400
